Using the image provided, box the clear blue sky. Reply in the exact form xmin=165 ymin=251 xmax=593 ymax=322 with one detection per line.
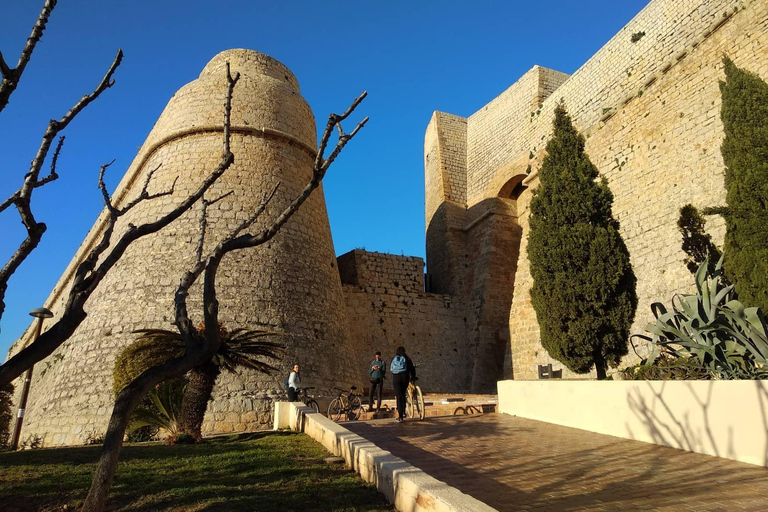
xmin=0 ymin=0 xmax=648 ymax=355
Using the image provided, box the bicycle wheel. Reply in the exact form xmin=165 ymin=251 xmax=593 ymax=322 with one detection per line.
xmin=348 ymin=395 xmax=363 ymax=420
xmin=327 ymin=398 xmax=343 ymax=421
xmin=307 ymin=399 xmax=320 ymax=413
xmin=405 ymin=388 xmax=414 ymax=419
xmin=414 ymin=386 xmax=425 ymax=420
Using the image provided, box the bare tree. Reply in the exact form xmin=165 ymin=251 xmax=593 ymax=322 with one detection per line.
xmin=0 ymin=0 xmax=121 ymax=328
xmin=0 ymin=1 xmax=235 ymax=388
xmin=82 ymin=83 xmax=368 ymax=511
xmin=0 ymin=0 xmax=56 ymax=114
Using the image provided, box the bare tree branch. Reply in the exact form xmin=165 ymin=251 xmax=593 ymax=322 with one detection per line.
xmin=35 ymin=135 xmax=64 ymax=188
xmin=195 ymin=191 xmax=234 ymax=263
xmin=229 ymin=184 xmax=280 ymax=240
xmin=0 ymin=0 xmax=57 ymax=113
xmin=0 ymin=64 xmax=240 ymax=389
xmin=97 ymin=160 xmax=118 ymax=215
xmin=0 ymin=48 xmax=123 ymax=329
xmin=27 ymin=49 xmax=122 ymax=188
xmin=83 ymin=90 xmax=367 ymax=512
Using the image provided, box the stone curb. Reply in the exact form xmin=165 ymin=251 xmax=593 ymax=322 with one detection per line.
xmin=274 ymin=401 xmax=498 ymax=512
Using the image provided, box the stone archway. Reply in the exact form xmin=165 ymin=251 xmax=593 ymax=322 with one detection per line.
xmin=498 ymin=174 xmax=529 ymax=202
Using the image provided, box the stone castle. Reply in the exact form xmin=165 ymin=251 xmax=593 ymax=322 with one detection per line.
xmin=8 ymin=0 xmax=768 ymax=445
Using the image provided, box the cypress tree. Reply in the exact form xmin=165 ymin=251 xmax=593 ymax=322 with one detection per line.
xmin=528 ymin=105 xmax=637 ymax=379
xmin=720 ymin=58 xmax=768 ymax=311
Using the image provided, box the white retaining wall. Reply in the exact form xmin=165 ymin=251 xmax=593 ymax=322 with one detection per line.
xmin=273 ymin=402 xmax=497 ymax=512
xmin=498 ymin=379 xmax=768 ymax=467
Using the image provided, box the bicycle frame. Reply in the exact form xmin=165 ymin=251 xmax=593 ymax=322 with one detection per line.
xmin=328 ymin=387 xmax=362 ymax=421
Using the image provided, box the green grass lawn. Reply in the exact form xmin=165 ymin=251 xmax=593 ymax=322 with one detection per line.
xmin=0 ymin=431 xmax=394 ymax=512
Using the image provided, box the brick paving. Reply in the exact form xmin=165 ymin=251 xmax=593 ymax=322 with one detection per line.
xmin=345 ymin=414 xmax=768 ymax=511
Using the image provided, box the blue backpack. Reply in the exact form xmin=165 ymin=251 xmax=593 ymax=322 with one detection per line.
xmin=284 ymin=375 xmax=291 ymax=388
xmin=390 ymin=355 xmax=406 ymax=373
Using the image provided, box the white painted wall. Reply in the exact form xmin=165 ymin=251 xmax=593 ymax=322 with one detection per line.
xmin=498 ymin=379 xmax=768 ymax=467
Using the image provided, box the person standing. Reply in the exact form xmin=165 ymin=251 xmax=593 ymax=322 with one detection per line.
xmin=286 ymin=363 xmax=301 ymax=402
xmin=368 ymin=351 xmax=386 ymax=412
xmin=390 ymin=346 xmax=416 ymax=422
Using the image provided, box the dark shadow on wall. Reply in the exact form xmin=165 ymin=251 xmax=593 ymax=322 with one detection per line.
xmin=625 ymin=380 xmax=768 ymax=467
xmin=464 ymin=197 xmax=521 ymax=393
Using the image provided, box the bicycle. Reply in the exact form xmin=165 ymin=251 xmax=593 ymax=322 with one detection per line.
xmin=405 ymin=378 xmax=425 ymax=420
xmin=327 ymin=386 xmax=363 ymax=421
xmin=297 ymin=387 xmax=319 ymax=413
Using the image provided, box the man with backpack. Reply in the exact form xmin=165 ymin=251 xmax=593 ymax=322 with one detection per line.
xmin=368 ymin=351 xmax=386 ymax=412
xmin=390 ymin=346 xmax=416 ymax=423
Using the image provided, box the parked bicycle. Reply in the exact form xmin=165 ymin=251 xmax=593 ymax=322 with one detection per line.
xmin=297 ymin=387 xmax=319 ymax=413
xmin=327 ymin=386 xmax=363 ymax=421
xmin=405 ymin=377 xmax=425 ymax=420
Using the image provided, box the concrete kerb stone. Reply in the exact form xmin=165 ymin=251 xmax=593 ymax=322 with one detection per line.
xmin=273 ymin=401 xmax=498 ymax=512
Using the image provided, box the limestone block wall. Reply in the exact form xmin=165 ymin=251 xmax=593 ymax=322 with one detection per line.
xmin=339 ymin=250 xmax=471 ymax=392
xmin=424 ymin=113 xmax=468 ymax=297
xmin=338 ymin=249 xmax=424 ymax=294
xmin=466 ymin=66 xmax=569 ymax=203
xmin=9 ymin=49 xmax=357 ymax=446
xmin=427 ymin=0 xmax=768 ymax=380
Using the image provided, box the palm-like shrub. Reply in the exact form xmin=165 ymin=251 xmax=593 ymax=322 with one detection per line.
xmin=633 ymin=256 xmax=768 ymax=379
xmin=127 ymin=379 xmax=186 ymax=444
xmin=528 ymin=104 xmax=637 ymax=379
xmin=129 ymin=324 xmax=282 ymax=440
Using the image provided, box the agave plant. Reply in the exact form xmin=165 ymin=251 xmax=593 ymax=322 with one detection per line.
xmin=132 ymin=323 xmax=282 ymax=440
xmin=632 ymin=255 xmax=768 ymax=379
xmin=127 ymin=379 xmax=185 ymax=442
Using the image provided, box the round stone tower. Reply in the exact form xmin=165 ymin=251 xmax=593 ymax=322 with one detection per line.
xmin=14 ymin=49 xmax=357 ymax=444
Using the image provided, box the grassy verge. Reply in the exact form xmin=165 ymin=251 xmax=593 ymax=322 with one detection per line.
xmin=0 ymin=431 xmax=393 ymax=511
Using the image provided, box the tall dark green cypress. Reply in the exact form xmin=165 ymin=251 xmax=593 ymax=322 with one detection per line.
xmin=720 ymin=58 xmax=768 ymax=311
xmin=528 ymin=105 xmax=637 ymax=379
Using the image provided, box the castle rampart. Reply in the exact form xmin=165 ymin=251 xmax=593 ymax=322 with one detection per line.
xmin=426 ymin=0 xmax=768 ymax=383
xmin=9 ymin=50 xmax=358 ymax=445
xmin=8 ymin=0 xmax=768 ymax=445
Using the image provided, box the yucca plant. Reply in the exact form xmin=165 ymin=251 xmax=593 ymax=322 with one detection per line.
xmin=131 ymin=323 xmax=282 ymax=440
xmin=127 ymin=379 xmax=186 ymax=443
xmin=633 ymin=255 xmax=768 ymax=379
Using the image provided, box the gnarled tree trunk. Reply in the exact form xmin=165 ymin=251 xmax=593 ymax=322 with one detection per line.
xmin=179 ymin=360 xmax=219 ymax=440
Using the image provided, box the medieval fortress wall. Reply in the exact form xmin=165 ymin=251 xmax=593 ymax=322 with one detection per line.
xmin=7 ymin=0 xmax=768 ymax=446
xmin=338 ymin=250 xmax=470 ymax=392
xmin=426 ymin=0 xmax=768 ymax=381
xmin=9 ymin=50 xmax=360 ymax=445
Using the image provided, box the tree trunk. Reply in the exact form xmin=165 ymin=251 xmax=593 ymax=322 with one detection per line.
xmin=82 ymin=382 xmax=144 ymax=511
xmin=83 ymin=349 xmax=212 ymax=511
xmin=179 ymin=360 xmax=219 ymax=441
xmin=594 ymin=350 xmax=607 ymax=380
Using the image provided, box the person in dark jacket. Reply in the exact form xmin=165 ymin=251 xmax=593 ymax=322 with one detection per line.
xmin=390 ymin=346 xmax=416 ymax=422
xmin=368 ymin=351 xmax=386 ymax=412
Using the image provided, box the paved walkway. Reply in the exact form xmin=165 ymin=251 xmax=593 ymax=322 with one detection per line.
xmin=345 ymin=414 xmax=768 ymax=512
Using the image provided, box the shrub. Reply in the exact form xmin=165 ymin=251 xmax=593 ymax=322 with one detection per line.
xmin=632 ymin=256 xmax=768 ymax=379
xmin=113 ymin=335 xmax=183 ymax=396
xmin=528 ymin=104 xmax=637 ymax=379
xmin=0 ymin=383 xmax=14 ymax=449
xmin=620 ymin=354 xmax=709 ymax=380
xmin=720 ymin=58 xmax=768 ymax=311
xmin=127 ymin=379 xmax=185 ymax=444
